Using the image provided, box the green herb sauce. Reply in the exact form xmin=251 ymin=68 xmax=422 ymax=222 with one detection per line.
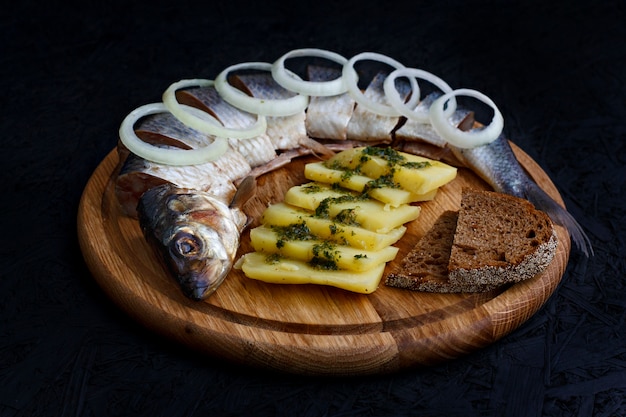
xmin=265 ymin=253 xmax=283 ymax=264
xmin=271 ymin=222 xmax=314 ymax=249
xmin=310 ymin=241 xmax=340 ymax=270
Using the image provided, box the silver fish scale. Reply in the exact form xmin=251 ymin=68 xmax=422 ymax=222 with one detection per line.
xmin=137 ymin=113 xmax=214 ymax=149
xmin=235 ymin=73 xmax=296 ymax=100
xmin=346 ymin=72 xmax=410 ymax=142
xmin=454 ymin=134 xmax=530 ymax=195
xmin=395 ymin=92 xmax=451 ymax=147
xmin=182 ymin=86 xmax=277 ymax=167
xmin=135 ymin=112 xmax=254 ymax=181
xmin=227 ymin=136 xmax=277 ymax=168
xmin=137 ymin=112 xmax=272 ymax=171
xmin=234 ymin=73 xmax=308 ymax=150
xmin=305 ymin=66 xmax=355 ymax=140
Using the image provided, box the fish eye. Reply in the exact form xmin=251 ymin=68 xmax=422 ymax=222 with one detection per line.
xmin=167 ymin=198 xmax=187 ymax=213
xmin=171 ymin=231 xmax=202 ymax=258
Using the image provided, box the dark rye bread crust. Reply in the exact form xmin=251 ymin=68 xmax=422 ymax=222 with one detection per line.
xmin=385 ymin=189 xmax=558 ymax=293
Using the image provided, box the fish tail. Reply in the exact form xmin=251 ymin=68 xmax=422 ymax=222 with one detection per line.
xmin=522 ymin=182 xmax=593 ymax=257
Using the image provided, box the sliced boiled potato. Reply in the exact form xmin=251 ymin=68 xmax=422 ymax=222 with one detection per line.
xmin=284 ymin=182 xmax=420 ymax=233
xmin=240 ymin=252 xmax=385 ymax=294
xmin=239 ymin=146 xmax=455 ymax=295
xmin=283 ymin=182 xmax=358 ymax=210
xmin=250 ymin=225 xmax=399 ymax=272
xmin=304 ymin=161 xmax=437 ymax=207
xmin=324 ymin=146 xmax=457 ymax=195
xmin=261 ymin=202 xmax=406 ymax=251
xmin=391 ymin=155 xmax=458 ymax=196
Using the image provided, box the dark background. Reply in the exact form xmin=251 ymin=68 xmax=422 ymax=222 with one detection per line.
xmin=2 ymin=0 xmax=625 ymax=416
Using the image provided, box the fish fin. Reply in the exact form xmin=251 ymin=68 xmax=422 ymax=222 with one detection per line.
xmin=299 ymin=136 xmax=336 ymax=159
xmin=229 ymin=176 xmax=256 ymax=210
xmin=522 ymin=182 xmax=594 ymax=257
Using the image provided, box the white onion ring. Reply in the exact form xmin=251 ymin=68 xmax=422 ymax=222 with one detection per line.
xmin=271 ymin=48 xmax=348 ymax=96
xmin=383 ymin=67 xmax=455 ymax=123
xmin=162 ymin=79 xmax=267 ymax=139
xmin=119 ymin=103 xmax=229 ymax=165
xmin=214 ymin=62 xmax=309 ymax=116
xmin=341 ymin=52 xmax=419 ymax=117
xmin=429 ymin=88 xmax=504 ymax=149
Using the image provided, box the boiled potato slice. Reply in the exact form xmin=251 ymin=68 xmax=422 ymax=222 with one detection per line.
xmin=240 ymin=252 xmax=385 ymax=294
xmin=250 ymin=225 xmax=399 ymax=272
xmin=324 ymin=146 xmax=457 ymax=195
xmin=284 ymin=182 xmax=358 ymax=210
xmin=304 ymin=161 xmax=437 ymax=207
xmin=261 ymin=202 xmax=406 ymax=251
xmin=284 ymin=182 xmax=420 ymax=233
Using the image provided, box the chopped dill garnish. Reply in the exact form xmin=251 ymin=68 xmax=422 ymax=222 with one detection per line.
xmin=301 ymin=183 xmax=323 ymax=193
xmin=271 ymin=222 xmax=314 ymax=248
xmin=401 ymin=161 xmax=431 ymax=169
xmin=265 ymin=253 xmax=283 ymax=264
xmin=314 ymin=194 xmax=367 ymax=220
xmin=334 ymin=208 xmax=360 ymax=227
xmin=364 ymin=174 xmax=399 ymax=191
xmin=361 ymin=146 xmax=405 ymax=166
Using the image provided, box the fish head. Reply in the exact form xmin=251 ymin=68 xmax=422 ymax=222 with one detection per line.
xmin=164 ymin=222 xmax=232 ymax=300
xmin=138 ymin=183 xmax=244 ymax=301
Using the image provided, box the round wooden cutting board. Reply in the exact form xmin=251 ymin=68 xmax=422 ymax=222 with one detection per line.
xmin=77 ymin=143 xmax=570 ymax=376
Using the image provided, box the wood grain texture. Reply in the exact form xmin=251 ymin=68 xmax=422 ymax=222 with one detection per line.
xmin=77 ymin=143 xmax=570 ymax=376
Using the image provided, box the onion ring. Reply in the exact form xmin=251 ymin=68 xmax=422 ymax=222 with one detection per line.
xmin=271 ymin=48 xmax=348 ymax=96
xmin=119 ymin=103 xmax=229 ymax=165
xmin=383 ymin=67 xmax=455 ymax=123
xmin=341 ymin=52 xmax=419 ymax=117
xmin=163 ymin=79 xmax=267 ymax=139
xmin=214 ymin=62 xmax=309 ymax=116
xmin=429 ymin=89 xmax=504 ymax=149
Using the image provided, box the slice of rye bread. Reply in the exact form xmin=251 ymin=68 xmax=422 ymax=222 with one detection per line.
xmin=448 ymin=188 xmax=558 ymax=289
xmin=385 ymin=189 xmax=558 ymax=293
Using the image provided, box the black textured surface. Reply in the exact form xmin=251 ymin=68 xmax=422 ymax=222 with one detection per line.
xmin=2 ymin=1 xmax=625 ymax=416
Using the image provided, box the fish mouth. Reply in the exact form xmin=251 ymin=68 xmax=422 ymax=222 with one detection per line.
xmin=175 ymin=260 xmax=231 ymax=301
xmin=188 ymin=285 xmax=211 ymax=301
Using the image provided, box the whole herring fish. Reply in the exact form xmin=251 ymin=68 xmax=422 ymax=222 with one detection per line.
xmin=136 ymin=176 xmax=256 ymax=300
xmin=122 ymin=64 xmax=592 ymax=304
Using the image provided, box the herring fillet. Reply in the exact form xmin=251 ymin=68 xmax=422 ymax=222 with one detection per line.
xmin=346 ymin=72 xmax=410 ymax=142
xmin=116 ymin=113 xmax=252 ymax=217
xmin=395 ymin=92 xmax=472 ymax=148
xmin=177 ymin=86 xmax=278 ymax=168
xmin=232 ymin=73 xmax=308 ymax=150
xmin=305 ymin=65 xmax=355 ymax=140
